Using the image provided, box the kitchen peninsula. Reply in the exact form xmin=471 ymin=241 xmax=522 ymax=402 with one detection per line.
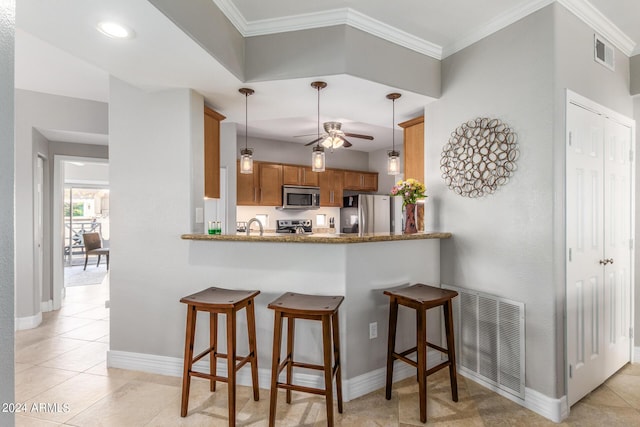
xmin=179 ymin=231 xmax=451 ymax=401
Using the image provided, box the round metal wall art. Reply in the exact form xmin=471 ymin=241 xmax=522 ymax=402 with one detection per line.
xmin=440 ymin=117 xmax=518 ymax=198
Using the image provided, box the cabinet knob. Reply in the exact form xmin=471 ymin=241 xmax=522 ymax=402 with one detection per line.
xmin=599 ymin=258 xmax=614 ymax=265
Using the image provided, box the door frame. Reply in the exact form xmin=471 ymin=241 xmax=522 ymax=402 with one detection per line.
xmin=52 ymin=155 xmax=109 ymax=310
xmin=565 ymin=89 xmax=636 ymax=406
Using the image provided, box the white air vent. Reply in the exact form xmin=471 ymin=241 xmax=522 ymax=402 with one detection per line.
xmin=443 ymin=285 xmax=525 ymax=398
xmin=594 ymin=35 xmax=614 ymax=71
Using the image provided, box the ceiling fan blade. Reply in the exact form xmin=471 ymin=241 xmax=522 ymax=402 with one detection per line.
xmin=304 ymin=137 xmax=323 ymax=146
xmin=344 ymin=132 xmax=374 ymax=140
xmin=341 ymin=137 xmax=352 ymax=148
xmin=293 ymin=133 xmax=318 ymax=138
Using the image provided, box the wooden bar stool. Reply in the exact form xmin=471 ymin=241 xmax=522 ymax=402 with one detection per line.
xmin=267 ymin=292 xmax=344 ymax=427
xmin=384 ymin=283 xmax=458 ymax=423
xmin=180 ymin=287 xmax=260 ymax=425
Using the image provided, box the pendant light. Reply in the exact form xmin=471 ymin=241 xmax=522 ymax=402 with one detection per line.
xmin=239 ymin=88 xmax=255 ymax=174
xmin=311 ymin=81 xmax=326 ymax=172
xmin=386 ymin=92 xmax=401 ymax=175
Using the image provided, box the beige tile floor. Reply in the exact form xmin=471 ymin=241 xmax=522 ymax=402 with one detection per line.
xmin=14 ymin=276 xmax=640 ymax=426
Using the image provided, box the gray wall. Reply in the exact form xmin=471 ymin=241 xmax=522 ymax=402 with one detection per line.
xmin=149 ymin=0 xmax=244 ymax=80
xmin=425 ymin=2 xmax=636 ymax=400
xmin=14 ymin=90 xmax=108 ymax=320
xmin=0 ymin=2 xmax=16 ymax=425
xmin=552 ymin=4 xmax=634 ymax=387
xmin=246 ymin=25 xmax=440 ymax=98
xmin=631 ymin=55 xmax=640 ymax=96
xmin=426 ymin=6 xmax=557 ymax=398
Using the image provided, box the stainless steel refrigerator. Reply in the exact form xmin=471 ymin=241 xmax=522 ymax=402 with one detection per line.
xmin=340 ymin=194 xmax=402 ymax=234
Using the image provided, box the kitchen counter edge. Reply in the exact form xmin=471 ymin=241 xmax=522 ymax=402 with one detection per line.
xmin=181 ymin=232 xmax=452 ymax=244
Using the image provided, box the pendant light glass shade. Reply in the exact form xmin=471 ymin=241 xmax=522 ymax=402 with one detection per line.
xmin=386 ymin=92 xmax=402 ymax=175
xmin=310 ymin=81 xmax=328 ymax=172
xmin=387 ymin=150 xmax=400 ymax=175
xmin=312 ymin=146 xmax=325 ymax=172
xmin=240 ymin=148 xmax=253 ymax=174
xmin=239 ymin=88 xmax=254 ymax=174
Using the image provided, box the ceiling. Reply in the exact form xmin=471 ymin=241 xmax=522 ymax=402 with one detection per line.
xmin=14 ymin=0 xmax=640 ymax=152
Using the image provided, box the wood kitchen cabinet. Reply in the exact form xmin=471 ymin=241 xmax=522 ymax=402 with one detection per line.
xmin=343 ymin=170 xmax=378 ymax=192
xmin=319 ymin=169 xmax=344 ymax=207
xmin=236 ymin=161 xmax=283 ymax=206
xmin=204 ymin=106 xmax=225 ymax=198
xmin=399 ymin=115 xmax=424 ymax=183
xmin=283 ymin=164 xmax=319 ymax=187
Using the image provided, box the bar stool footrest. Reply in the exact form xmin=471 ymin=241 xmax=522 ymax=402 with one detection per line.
xmin=276 ymin=382 xmax=329 ymax=396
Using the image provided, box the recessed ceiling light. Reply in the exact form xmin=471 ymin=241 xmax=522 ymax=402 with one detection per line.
xmin=96 ymin=21 xmax=135 ymax=39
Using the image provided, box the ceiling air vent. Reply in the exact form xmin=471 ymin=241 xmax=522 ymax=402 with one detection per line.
xmin=594 ymin=35 xmax=614 ymax=71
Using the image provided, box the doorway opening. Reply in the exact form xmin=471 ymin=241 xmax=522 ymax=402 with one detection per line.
xmin=63 ymin=186 xmax=110 ymax=288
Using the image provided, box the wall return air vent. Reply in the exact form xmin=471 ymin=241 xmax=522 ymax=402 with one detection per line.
xmin=594 ymin=34 xmax=614 ymax=71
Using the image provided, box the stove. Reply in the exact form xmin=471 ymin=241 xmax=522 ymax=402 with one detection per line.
xmin=276 ymin=219 xmax=313 ymax=234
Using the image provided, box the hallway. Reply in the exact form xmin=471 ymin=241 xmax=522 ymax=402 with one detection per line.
xmin=14 ymin=277 xmax=640 ymax=426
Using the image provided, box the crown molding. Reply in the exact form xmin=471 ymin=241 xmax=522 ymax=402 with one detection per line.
xmin=212 ymin=0 xmax=635 ymax=61
xmin=442 ymin=0 xmax=554 ymax=58
xmin=557 ymin=0 xmax=635 ymax=56
xmin=211 ymin=0 xmax=442 ymax=59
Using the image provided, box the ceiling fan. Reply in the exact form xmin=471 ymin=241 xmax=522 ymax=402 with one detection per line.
xmin=303 ymin=121 xmax=374 ymax=149
xmin=301 ymin=81 xmax=374 ymax=149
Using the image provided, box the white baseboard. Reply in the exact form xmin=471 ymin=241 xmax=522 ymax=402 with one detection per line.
xmin=107 ymin=349 xmax=442 ymax=402
xmin=15 ymin=311 xmax=42 ymax=330
xmin=108 ymin=349 xmax=570 ymax=421
xmin=457 ymin=370 xmax=567 ymax=423
xmin=41 ymin=300 xmax=53 ymax=312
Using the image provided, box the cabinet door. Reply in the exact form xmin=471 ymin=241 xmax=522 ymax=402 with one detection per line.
xmin=319 ymin=169 xmax=343 ymax=207
xmin=362 ymin=172 xmax=378 ymax=192
xmin=283 ymin=165 xmax=300 ymax=185
xmin=204 ymin=106 xmax=225 ymax=198
xmin=236 ymin=161 xmax=258 ymax=205
xmin=343 ymin=171 xmax=361 ymax=189
xmin=259 ymin=163 xmax=283 ymax=206
xmin=400 ymin=116 xmax=424 ymax=183
xmin=283 ymin=165 xmax=319 ymax=187
xmin=301 ymin=167 xmax=319 ymax=186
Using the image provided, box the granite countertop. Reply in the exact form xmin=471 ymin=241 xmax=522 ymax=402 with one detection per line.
xmin=181 ymin=231 xmax=452 ymax=244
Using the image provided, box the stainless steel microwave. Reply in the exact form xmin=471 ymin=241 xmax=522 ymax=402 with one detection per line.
xmin=279 ymin=185 xmax=320 ymax=210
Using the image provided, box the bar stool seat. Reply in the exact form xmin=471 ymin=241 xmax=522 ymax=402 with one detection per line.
xmin=384 ymin=283 xmax=459 ymax=423
xmin=180 ymin=287 xmax=260 ymax=425
xmin=268 ymin=292 xmax=344 ymax=427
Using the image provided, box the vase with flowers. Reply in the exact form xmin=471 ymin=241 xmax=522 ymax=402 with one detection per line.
xmin=390 ymin=178 xmax=427 ymax=234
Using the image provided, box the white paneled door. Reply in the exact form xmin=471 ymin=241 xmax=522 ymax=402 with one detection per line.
xmin=566 ymin=95 xmax=633 ymax=407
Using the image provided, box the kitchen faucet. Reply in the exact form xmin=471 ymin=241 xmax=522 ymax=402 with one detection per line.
xmin=246 ymin=218 xmax=264 ymax=236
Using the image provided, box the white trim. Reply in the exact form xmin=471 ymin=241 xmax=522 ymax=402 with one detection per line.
xmin=107 ymin=349 xmax=441 ymax=402
xmin=558 ymin=0 xmax=635 ymax=57
xmin=211 ymin=0 xmax=635 ymax=61
xmin=458 ymin=370 xmax=567 ymax=422
xmin=634 ymin=346 xmax=640 ymax=363
xmin=41 ymin=299 xmax=53 ymax=312
xmin=15 ymin=312 xmax=42 ymax=331
xmin=107 ymin=349 xmax=569 ymax=421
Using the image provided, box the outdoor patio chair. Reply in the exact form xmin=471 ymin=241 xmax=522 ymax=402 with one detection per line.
xmin=82 ymin=232 xmax=109 ymax=271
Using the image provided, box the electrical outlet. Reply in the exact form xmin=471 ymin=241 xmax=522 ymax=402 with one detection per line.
xmin=369 ymin=322 xmax=378 ymax=339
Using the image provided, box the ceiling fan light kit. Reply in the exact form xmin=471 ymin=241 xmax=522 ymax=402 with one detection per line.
xmin=239 ymin=87 xmax=255 ymax=174
xmin=386 ymin=92 xmax=402 ymax=175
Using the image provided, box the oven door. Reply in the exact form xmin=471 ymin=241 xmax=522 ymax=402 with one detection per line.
xmin=281 ymin=186 xmax=320 ymax=209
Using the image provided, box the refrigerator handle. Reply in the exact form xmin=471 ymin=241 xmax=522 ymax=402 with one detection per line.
xmin=359 ymin=202 xmax=366 ymax=235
